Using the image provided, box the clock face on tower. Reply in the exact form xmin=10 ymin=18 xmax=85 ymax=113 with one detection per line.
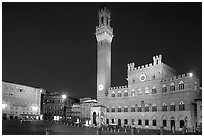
xmin=139 ymin=74 xmax=146 ymax=82
xmin=98 ymin=84 xmax=104 ymax=91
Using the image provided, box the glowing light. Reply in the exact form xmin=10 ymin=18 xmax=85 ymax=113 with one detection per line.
xmin=189 ymin=73 xmax=193 ymax=77
xmin=2 ymin=103 xmax=7 ymax=109
xmin=62 ymin=94 xmax=66 ymax=99
xmin=32 ymin=106 xmax=38 ymax=111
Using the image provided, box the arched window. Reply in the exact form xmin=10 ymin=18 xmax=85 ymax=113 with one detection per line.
xmin=180 ymin=120 xmax=185 ymax=128
xmin=111 ymin=92 xmax=115 ymax=97
xmin=111 ymin=107 xmax=115 ymax=112
xmin=145 ymin=104 xmax=149 ymax=112
xmin=138 ymin=105 xmax=142 ymax=112
xmin=152 ymin=86 xmax=157 ymax=94
xmin=162 ymin=85 xmax=167 ymax=93
xmin=153 ymin=119 xmax=157 ymax=126
xmin=138 ymin=88 xmax=142 ymax=95
xmin=138 ymin=119 xmax=142 ymax=125
xmin=107 ymin=107 xmax=109 ymax=112
xmin=124 ymin=106 xmax=128 ymax=112
xmin=106 ymin=119 xmax=109 ymax=124
xmin=124 ymin=119 xmax=128 ymax=125
xmin=170 ymin=83 xmax=175 ymax=91
xmin=170 ymin=102 xmax=175 ymax=111
xmin=179 ymin=81 xmax=184 ymax=90
xmin=132 ymin=119 xmax=135 ymax=125
xmin=124 ymin=90 xmax=128 ymax=97
xmin=145 ymin=119 xmax=149 ymax=126
xmin=145 ymin=87 xmax=149 ymax=94
xmin=117 ymin=106 xmax=121 ymax=112
xmin=131 ymin=105 xmax=135 ymax=112
xmin=162 ymin=103 xmax=167 ymax=111
xmin=131 ymin=89 xmax=135 ymax=96
xmin=152 ymin=104 xmax=157 ymax=112
xmin=118 ymin=91 xmax=122 ymax=97
xmin=163 ymin=119 xmax=167 ymax=127
xmin=179 ymin=101 xmax=185 ymax=111
xmin=112 ymin=118 xmax=115 ymax=123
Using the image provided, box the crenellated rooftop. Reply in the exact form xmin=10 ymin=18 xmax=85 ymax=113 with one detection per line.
xmin=161 ymin=73 xmax=194 ymax=83
xmin=128 ymin=54 xmax=162 ymax=72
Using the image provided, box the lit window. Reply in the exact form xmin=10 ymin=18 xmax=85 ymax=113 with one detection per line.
xmin=138 ymin=105 xmax=142 ymax=112
xmin=145 ymin=104 xmax=149 ymax=112
xmin=170 ymin=83 xmax=175 ymax=91
xmin=145 ymin=87 xmax=149 ymax=94
xmin=179 ymin=101 xmax=185 ymax=111
xmin=111 ymin=92 xmax=115 ymax=97
xmin=152 ymin=86 xmax=157 ymax=94
xmin=162 ymin=85 xmax=167 ymax=93
xmin=138 ymin=88 xmax=142 ymax=95
xmin=131 ymin=91 xmax=135 ymax=96
xmin=117 ymin=106 xmax=121 ymax=112
xmin=162 ymin=103 xmax=167 ymax=111
xmin=111 ymin=107 xmax=115 ymax=112
xmin=124 ymin=106 xmax=128 ymax=112
xmin=152 ymin=104 xmax=157 ymax=112
xmin=131 ymin=106 xmax=135 ymax=112
xmin=118 ymin=91 xmax=122 ymax=97
xmin=179 ymin=81 xmax=184 ymax=90
xmin=124 ymin=90 xmax=128 ymax=97
xmin=170 ymin=102 xmax=175 ymax=111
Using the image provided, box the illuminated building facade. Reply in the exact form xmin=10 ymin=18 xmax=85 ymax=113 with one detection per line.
xmin=2 ymin=81 xmax=43 ymax=120
xmin=42 ymin=92 xmax=79 ymax=120
xmin=91 ymin=7 xmax=202 ymax=131
xmin=80 ymin=98 xmax=97 ymax=125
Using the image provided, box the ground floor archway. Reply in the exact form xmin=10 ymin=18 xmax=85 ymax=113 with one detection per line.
xmin=93 ymin=112 xmax=96 ymax=126
xmin=118 ymin=119 xmax=121 ymax=127
xmin=171 ymin=120 xmax=175 ymax=130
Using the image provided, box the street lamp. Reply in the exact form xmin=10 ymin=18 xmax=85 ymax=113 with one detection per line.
xmin=189 ymin=73 xmax=193 ymax=77
xmin=62 ymin=94 xmax=66 ymax=99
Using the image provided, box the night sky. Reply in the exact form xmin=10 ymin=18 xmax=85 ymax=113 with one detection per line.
xmin=2 ymin=2 xmax=202 ymax=99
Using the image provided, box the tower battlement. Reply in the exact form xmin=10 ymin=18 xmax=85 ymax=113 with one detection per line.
xmin=98 ymin=7 xmax=110 ymax=18
xmin=127 ymin=54 xmax=162 ymax=72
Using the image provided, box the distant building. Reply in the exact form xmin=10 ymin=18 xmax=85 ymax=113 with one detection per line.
xmin=80 ymin=98 xmax=97 ymax=125
xmin=2 ymin=81 xmax=43 ymax=120
xmin=71 ymin=104 xmax=81 ymax=123
xmin=41 ymin=92 xmax=79 ymax=120
xmin=91 ymin=7 xmax=202 ymax=132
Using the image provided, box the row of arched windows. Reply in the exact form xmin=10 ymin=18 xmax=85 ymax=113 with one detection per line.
xmin=107 ymin=101 xmax=185 ymax=112
xmin=111 ymin=81 xmax=185 ymax=98
xmin=106 ymin=118 xmax=157 ymax=126
xmin=107 ymin=118 xmax=185 ymax=128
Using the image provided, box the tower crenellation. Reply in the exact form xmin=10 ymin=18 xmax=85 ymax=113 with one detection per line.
xmin=127 ymin=54 xmax=162 ymax=72
xmin=161 ymin=73 xmax=195 ymax=83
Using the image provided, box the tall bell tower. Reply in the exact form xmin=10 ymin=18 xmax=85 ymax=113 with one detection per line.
xmin=96 ymin=7 xmax=113 ymax=101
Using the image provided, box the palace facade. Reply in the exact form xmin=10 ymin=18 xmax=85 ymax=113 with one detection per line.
xmin=2 ymin=81 xmax=43 ymax=120
xmin=91 ymin=7 xmax=202 ymax=131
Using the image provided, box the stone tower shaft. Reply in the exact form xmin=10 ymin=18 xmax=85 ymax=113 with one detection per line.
xmin=96 ymin=7 xmax=113 ymax=101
